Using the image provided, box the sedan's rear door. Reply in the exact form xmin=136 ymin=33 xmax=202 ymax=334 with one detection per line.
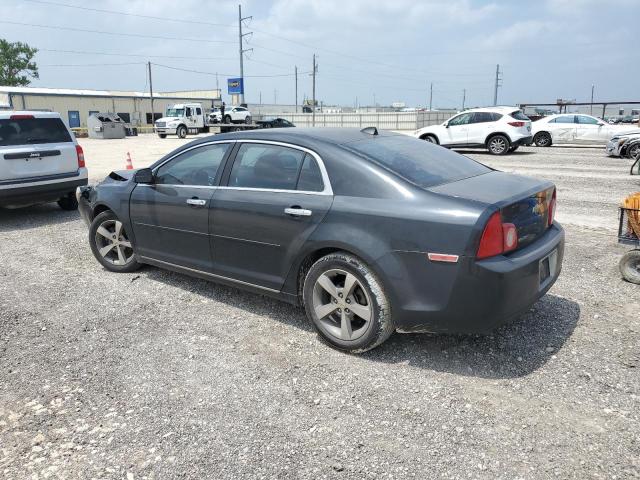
xmin=210 ymin=141 xmax=333 ymax=291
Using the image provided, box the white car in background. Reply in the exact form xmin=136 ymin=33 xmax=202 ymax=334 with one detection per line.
xmin=0 ymin=111 xmax=87 ymax=209
xmin=606 ymin=130 xmax=640 ymax=158
xmin=532 ymin=113 xmax=638 ymax=147
xmin=413 ymin=106 xmax=532 ymax=155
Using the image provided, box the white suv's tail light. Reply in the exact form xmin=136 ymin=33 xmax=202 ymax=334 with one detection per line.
xmin=508 ymin=121 xmax=525 ymax=127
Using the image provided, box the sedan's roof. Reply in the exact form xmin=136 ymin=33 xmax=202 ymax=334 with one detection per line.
xmin=202 ymin=127 xmax=403 ymax=147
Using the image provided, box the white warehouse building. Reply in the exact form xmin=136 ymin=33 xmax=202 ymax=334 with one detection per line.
xmin=0 ymin=86 xmax=221 ymax=128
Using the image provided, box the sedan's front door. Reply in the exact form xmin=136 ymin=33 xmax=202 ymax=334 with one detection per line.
xmin=129 ymin=142 xmax=231 ymax=271
xmin=576 ymin=115 xmax=608 ymax=143
xmin=210 ymin=142 xmax=333 ymax=291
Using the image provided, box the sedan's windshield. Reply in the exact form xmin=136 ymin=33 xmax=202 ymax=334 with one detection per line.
xmin=346 ymin=135 xmax=491 ymax=188
xmin=166 ymin=108 xmax=185 ymax=117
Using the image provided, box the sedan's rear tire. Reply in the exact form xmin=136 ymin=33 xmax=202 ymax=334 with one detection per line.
xmin=619 ymin=250 xmax=640 ymax=285
xmin=302 ymin=252 xmax=394 ymax=353
xmin=487 ymin=134 xmax=510 ymax=155
xmin=421 ymin=134 xmax=438 ymax=144
xmin=89 ymin=210 xmax=141 ymax=273
xmin=534 ymin=132 xmax=552 ymax=147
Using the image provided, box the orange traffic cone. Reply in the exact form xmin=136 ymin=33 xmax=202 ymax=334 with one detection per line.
xmin=125 ymin=152 xmax=134 ymax=170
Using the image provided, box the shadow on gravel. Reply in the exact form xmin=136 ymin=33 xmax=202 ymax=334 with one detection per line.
xmin=140 ymin=264 xmax=579 ymax=379
xmin=0 ymin=204 xmax=79 ymax=232
xmin=455 ymin=150 xmax=536 ymax=156
xmin=363 ymin=294 xmax=580 ymax=379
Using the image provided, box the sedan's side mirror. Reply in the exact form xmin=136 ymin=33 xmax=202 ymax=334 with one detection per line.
xmin=444 ymin=122 xmax=450 ymax=128
xmin=134 ymin=168 xmax=154 ymax=184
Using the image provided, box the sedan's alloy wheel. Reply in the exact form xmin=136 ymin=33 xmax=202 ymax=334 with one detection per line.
xmin=312 ymin=269 xmax=373 ymax=341
xmin=94 ymin=219 xmax=135 ymax=266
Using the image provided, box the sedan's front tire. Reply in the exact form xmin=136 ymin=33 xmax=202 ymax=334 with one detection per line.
xmin=89 ymin=210 xmax=141 ymax=273
xmin=302 ymin=252 xmax=394 ymax=353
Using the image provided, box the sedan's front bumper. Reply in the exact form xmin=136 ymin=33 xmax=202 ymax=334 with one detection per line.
xmin=383 ymin=223 xmax=565 ymax=334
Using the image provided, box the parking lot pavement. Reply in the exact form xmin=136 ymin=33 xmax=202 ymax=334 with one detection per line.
xmin=1 ymin=138 xmax=639 ymax=479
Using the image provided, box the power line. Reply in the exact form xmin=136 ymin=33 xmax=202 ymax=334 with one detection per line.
xmin=21 ymin=0 xmax=235 ymax=27
xmin=0 ymin=20 xmax=236 ymax=44
xmin=150 ymin=63 xmax=309 ymax=78
xmin=40 ymin=62 xmax=145 ymax=67
xmin=39 ymin=48 xmax=236 ymax=61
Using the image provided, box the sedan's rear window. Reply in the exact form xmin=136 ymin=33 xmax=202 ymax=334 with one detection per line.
xmin=346 ymin=135 xmax=490 ymax=188
xmin=0 ymin=117 xmax=72 ymax=146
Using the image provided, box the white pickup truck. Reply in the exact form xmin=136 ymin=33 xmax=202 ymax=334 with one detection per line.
xmin=155 ymin=103 xmax=213 ymax=138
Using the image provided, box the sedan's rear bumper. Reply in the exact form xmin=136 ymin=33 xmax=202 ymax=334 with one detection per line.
xmin=384 ymin=223 xmax=565 ymax=334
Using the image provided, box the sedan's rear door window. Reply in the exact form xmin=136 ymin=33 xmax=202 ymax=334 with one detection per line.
xmin=346 ymin=135 xmax=490 ymax=188
xmin=297 ymin=155 xmax=324 ymax=192
xmin=228 ymin=144 xmax=305 ymax=190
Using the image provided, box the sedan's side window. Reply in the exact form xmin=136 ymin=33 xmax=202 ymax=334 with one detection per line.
xmin=155 ymin=143 xmax=230 ymax=186
xmin=297 ymin=155 xmax=324 ymax=192
xmin=552 ymin=115 xmax=576 ymax=124
xmin=577 ymin=115 xmax=599 ymax=125
xmin=228 ymin=144 xmax=305 ymax=190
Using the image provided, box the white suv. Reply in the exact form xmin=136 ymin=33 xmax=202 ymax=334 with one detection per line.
xmin=0 ymin=111 xmax=88 ymax=209
xmin=221 ymin=106 xmax=252 ymax=124
xmin=414 ymin=106 xmax=532 ymax=155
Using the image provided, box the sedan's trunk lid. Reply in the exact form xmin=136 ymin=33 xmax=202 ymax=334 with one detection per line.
xmin=429 ymin=171 xmax=555 ymax=250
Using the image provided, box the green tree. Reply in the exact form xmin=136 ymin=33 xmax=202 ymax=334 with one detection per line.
xmin=0 ymin=39 xmax=38 ymax=86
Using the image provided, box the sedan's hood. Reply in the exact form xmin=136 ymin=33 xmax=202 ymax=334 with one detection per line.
xmin=612 ymin=129 xmax=640 ymax=139
xmin=428 ymin=171 xmax=552 ymax=207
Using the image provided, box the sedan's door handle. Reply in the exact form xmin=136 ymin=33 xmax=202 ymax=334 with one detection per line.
xmin=284 ymin=207 xmax=312 ymax=217
xmin=186 ymin=198 xmax=207 ymax=207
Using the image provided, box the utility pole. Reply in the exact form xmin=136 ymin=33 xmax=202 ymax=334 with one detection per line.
xmin=429 ymin=82 xmax=433 ymax=111
xmin=295 ymin=66 xmax=298 ymax=113
xmin=274 ymin=89 xmax=277 ymax=104
xmin=238 ymin=4 xmax=252 ymax=105
xmin=590 ymin=84 xmax=594 ymax=115
xmin=462 ymin=89 xmax=466 ymax=110
xmin=493 ymin=64 xmax=502 ymax=106
xmin=147 ymin=61 xmax=154 ymax=125
xmin=311 ymin=54 xmax=317 ymax=127
xmin=373 ymin=93 xmax=376 ymax=107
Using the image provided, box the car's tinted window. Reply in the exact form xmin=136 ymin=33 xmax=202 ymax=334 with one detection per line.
xmin=196 ymin=107 xmax=202 ymax=115
xmin=447 ymin=113 xmax=473 ymax=126
xmin=471 ymin=112 xmax=496 ymax=123
xmin=0 ymin=117 xmax=72 ymax=146
xmin=551 ymin=115 xmax=575 ymax=124
xmin=347 ymin=135 xmax=491 ymax=188
xmin=229 ymin=144 xmax=305 ymax=190
xmin=155 ymin=143 xmax=229 ymax=186
xmin=510 ymin=110 xmax=530 ymax=121
xmin=577 ymin=115 xmax=599 ymax=125
xmin=297 ymin=155 xmax=324 ymax=192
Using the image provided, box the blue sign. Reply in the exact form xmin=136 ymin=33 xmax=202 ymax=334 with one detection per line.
xmin=227 ymin=78 xmax=244 ymax=95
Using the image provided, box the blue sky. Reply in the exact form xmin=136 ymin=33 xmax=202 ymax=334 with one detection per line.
xmin=2 ymin=0 xmax=638 ymax=108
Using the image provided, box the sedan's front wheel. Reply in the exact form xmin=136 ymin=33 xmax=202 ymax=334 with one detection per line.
xmin=89 ymin=211 xmax=141 ymax=273
xmin=303 ymin=252 xmax=394 ymax=353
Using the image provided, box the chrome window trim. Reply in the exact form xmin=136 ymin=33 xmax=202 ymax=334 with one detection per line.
xmin=151 ymin=139 xmax=237 ymax=175
xmin=222 ymin=139 xmax=333 ymax=196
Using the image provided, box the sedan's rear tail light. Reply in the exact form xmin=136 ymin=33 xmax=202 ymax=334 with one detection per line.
xmin=10 ymin=114 xmax=34 ymax=120
xmin=76 ymin=144 xmax=85 ymax=168
xmin=548 ymin=188 xmax=556 ymax=226
xmin=508 ymin=121 xmax=525 ymax=127
xmin=477 ymin=213 xmax=519 ymax=259
xmin=477 ymin=212 xmax=504 ymax=259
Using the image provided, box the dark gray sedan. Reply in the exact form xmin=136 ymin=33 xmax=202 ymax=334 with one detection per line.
xmin=78 ymin=128 xmax=564 ymax=352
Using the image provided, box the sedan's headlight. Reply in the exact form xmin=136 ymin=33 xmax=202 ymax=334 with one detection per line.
xmin=618 ymin=137 xmax=629 ymax=145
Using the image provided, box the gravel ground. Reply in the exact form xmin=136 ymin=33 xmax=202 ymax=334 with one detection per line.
xmin=1 ymin=137 xmax=639 ymax=479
